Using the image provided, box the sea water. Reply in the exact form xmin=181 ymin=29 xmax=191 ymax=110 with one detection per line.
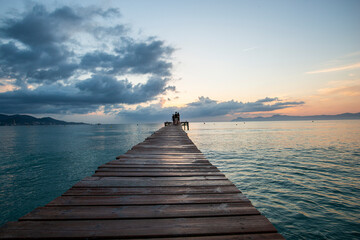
xmin=0 ymin=124 xmax=162 ymax=226
xmin=0 ymin=121 xmax=359 ymax=239
xmin=188 ymin=121 xmax=360 ymax=240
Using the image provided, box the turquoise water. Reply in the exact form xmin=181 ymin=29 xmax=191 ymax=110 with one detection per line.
xmin=0 ymin=124 xmax=162 ymax=226
xmin=188 ymin=121 xmax=360 ymax=240
xmin=0 ymin=121 xmax=359 ymax=239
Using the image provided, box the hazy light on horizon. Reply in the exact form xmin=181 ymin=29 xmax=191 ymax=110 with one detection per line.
xmin=0 ymin=0 xmax=359 ymax=123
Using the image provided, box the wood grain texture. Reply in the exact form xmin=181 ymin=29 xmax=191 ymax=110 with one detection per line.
xmin=1 ymin=216 xmax=277 ymax=239
xmin=93 ymin=172 xmax=225 ymax=177
xmin=63 ymin=186 xmax=241 ymax=196
xmin=20 ymin=203 xmax=259 ymax=220
xmin=131 ymin=233 xmax=285 ymax=240
xmin=47 ymin=193 xmax=251 ymax=206
xmin=0 ymin=125 xmax=283 ymax=239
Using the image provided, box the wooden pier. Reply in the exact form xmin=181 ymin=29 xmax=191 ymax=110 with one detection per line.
xmin=0 ymin=125 xmax=284 ymax=239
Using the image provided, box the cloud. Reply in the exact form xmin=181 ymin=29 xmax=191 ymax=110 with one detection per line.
xmin=0 ymin=75 xmax=173 ymax=114
xmin=0 ymin=5 xmax=83 ymax=85
xmin=254 ymin=97 xmax=279 ymax=103
xmin=0 ymin=4 xmax=175 ymax=114
xmin=118 ymin=96 xmax=304 ymax=122
xmin=0 ymin=78 xmax=18 ymax=93
xmin=306 ymin=62 xmax=360 ymax=74
xmin=80 ymin=40 xmax=173 ymax=76
xmin=318 ymin=80 xmax=360 ymax=97
xmin=242 ymin=46 xmax=259 ymax=52
xmin=118 ymin=103 xmax=175 ymax=122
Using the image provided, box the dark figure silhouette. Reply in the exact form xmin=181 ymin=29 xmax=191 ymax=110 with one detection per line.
xmin=173 ymin=112 xmax=180 ymax=125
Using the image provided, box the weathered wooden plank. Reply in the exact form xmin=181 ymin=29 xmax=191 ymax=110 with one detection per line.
xmin=114 ymin=159 xmax=210 ymax=164
xmin=83 ymin=176 xmax=227 ymax=181
xmin=119 ymin=155 xmax=207 ymax=158
xmin=117 ymin=154 xmax=207 ymax=159
xmin=0 ymin=215 xmax=277 ymax=239
xmin=97 ymin=167 xmax=219 ymax=172
xmin=134 ymin=144 xmax=196 ymax=148
xmin=116 ymin=159 xmax=209 ymax=163
xmin=129 ymin=150 xmax=202 ymax=154
xmin=131 ymin=233 xmax=285 ymax=240
xmin=121 ymin=151 xmax=205 ymax=154
xmin=133 ymin=144 xmax=197 ymax=147
xmin=47 ymin=193 xmax=251 ymax=206
xmin=63 ymin=186 xmax=241 ymax=196
xmin=131 ymin=146 xmax=201 ymax=150
xmin=20 ymin=203 xmax=259 ymax=220
xmin=74 ymin=179 xmax=234 ymax=187
xmin=93 ymin=171 xmax=225 ymax=177
xmin=102 ymin=162 xmax=215 ymax=168
xmin=128 ymin=147 xmax=199 ymax=150
xmin=0 ymin=125 xmax=283 ymax=239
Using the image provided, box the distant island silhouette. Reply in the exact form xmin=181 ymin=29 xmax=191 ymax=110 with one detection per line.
xmin=232 ymin=112 xmax=360 ymax=122
xmin=0 ymin=114 xmax=87 ymax=126
xmin=1 ymin=112 xmax=359 ymax=126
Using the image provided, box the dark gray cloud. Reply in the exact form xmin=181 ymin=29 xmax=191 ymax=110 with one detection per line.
xmin=1 ymin=5 xmax=81 ymax=47
xmin=75 ymin=75 xmax=170 ymax=104
xmin=0 ymin=4 xmax=175 ymax=114
xmin=80 ymin=40 xmax=173 ymax=76
xmin=0 ymin=5 xmax=81 ymax=85
xmin=93 ymin=25 xmax=128 ymax=40
xmin=240 ymin=98 xmax=304 ymax=112
xmin=256 ymin=97 xmax=279 ymax=103
xmin=0 ymin=75 xmax=172 ymax=114
xmin=118 ymin=104 xmax=174 ymax=122
xmin=118 ymin=96 xmax=305 ymax=122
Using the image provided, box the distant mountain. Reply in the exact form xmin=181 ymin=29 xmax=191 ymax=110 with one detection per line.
xmin=232 ymin=112 xmax=360 ymax=122
xmin=0 ymin=114 xmax=87 ymax=126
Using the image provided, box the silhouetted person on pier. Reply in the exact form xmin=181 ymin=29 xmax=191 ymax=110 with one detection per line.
xmin=173 ymin=112 xmax=180 ymax=125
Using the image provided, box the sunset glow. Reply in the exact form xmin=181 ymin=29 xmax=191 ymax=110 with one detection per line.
xmin=0 ymin=0 xmax=359 ymax=123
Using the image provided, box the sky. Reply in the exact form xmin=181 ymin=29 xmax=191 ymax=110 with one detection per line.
xmin=0 ymin=0 xmax=359 ymax=123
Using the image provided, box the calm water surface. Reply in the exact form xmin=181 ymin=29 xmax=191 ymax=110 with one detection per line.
xmin=188 ymin=121 xmax=360 ymax=240
xmin=0 ymin=120 xmax=359 ymax=239
xmin=0 ymin=124 xmax=161 ymax=226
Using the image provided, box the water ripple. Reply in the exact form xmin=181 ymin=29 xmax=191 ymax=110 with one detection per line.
xmin=189 ymin=120 xmax=360 ymax=240
xmin=0 ymin=124 xmax=161 ymax=226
